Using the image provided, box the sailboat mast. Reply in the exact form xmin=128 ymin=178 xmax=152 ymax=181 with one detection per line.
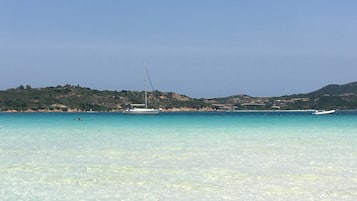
xmin=144 ymin=63 xmax=148 ymax=108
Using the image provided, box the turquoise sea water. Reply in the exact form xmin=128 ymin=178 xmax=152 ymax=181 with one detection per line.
xmin=0 ymin=112 xmax=356 ymax=200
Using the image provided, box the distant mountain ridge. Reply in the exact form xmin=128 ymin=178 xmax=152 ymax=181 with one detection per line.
xmin=207 ymin=81 xmax=357 ymax=111
xmin=1 ymin=82 xmax=357 ymax=111
xmin=309 ymin=82 xmax=357 ymax=96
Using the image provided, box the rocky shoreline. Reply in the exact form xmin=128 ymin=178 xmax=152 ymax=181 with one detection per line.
xmin=1 ymin=108 xmax=321 ymax=113
xmin=0 ymin=107 xmax=216 ymax=113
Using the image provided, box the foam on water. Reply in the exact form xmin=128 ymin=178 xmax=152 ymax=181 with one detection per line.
xmin=0 ymin=112 xmax=357 ymax=200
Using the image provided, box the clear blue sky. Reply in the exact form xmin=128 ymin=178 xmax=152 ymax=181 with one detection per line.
xmin=1 ymin=0 xmax=356 ymax=98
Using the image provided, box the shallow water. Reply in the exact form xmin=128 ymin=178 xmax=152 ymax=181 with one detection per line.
xmin=0 ymin=112 xmax=356 ymax=200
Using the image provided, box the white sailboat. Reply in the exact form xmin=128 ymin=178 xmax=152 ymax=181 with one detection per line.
xmin=123 ymin=64 xmax=160 ymax=115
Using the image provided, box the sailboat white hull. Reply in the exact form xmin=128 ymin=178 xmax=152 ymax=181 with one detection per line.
xmin=123 ymin=108 xmax=160 ymax=115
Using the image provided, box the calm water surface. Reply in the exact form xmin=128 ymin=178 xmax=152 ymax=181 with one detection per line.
xmin=0 ymin=112 xmax=356 ymax=200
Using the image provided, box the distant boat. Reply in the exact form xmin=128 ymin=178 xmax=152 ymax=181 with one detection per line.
xmin=123 ymin=63 xmax=160 ymax=115
xmin=123 ymin=104 xmax=160 ymax=115
xmin=312 ymin=109 xmax=335 ymax=115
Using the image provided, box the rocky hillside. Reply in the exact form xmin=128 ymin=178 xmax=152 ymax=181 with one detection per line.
xmin=309 ymin=82 xmax=357 ymax=96
xmin=205 ymin=82 xmax=357 ymax=110
xmin=1 ymin=82 xmax=357 ymax=112
xmin=0 ymin=85 xmax=210 ymax=112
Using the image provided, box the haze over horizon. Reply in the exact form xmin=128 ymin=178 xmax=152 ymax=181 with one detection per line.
xmin=1 ymin=1 xmax=357 ymax=98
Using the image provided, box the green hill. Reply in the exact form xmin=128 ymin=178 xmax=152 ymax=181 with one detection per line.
xmin=1 ymin=82 xmax=357 ymax=112
xmin=0 ymin=85 xmax=210 ymax=112
xmin=309 ymin=82 xmax=357 ymax=96
xmin=206 ymin=82 xmax=357 ymax=111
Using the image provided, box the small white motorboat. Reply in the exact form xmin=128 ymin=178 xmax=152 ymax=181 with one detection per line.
xmin=312 ymin=109 xmax=336 ymax=115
